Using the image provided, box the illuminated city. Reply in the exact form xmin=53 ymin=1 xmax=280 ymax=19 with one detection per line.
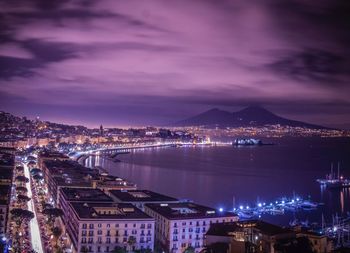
xmin=1 ymin=1 xmax=350 ymax=253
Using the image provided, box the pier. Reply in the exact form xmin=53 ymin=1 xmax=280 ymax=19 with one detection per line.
xmin=71 ymin=143 xmax=177 ymax=163
xmin=231 ymin=195 xmax=321 ymax=220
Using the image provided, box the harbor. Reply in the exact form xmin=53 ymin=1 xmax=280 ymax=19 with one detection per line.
xmin=317 ymin=163 xmax=350 ymax=189
xmin=230 ymin=194 xmax=350 ymax=247
xmin=230 ymin=195 xmax=321 ymax=219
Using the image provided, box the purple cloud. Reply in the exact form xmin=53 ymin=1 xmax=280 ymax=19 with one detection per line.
xmin=0 ymin=0 xmax=349 ymax=127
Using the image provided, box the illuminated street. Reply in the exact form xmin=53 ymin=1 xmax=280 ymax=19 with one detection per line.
xmin=1 ymin=1 xmax=350 ymax=252
xmin=23 ymin=162 xmax=44 ymax=253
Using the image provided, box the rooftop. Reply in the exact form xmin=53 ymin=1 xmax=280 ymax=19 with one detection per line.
xmin=60 ymin=187 xmax=113 ymax=203
xmin=110 ymin=190 xmax=178 ymax=203
xmin=296 ymin=228 xmax=327 ymax=238
xmin=145 ymin=202 xmax=237 ymax=220
xmin=39 ymin=151 xmax=69 ymax=160
xmin=206 ymin=220 xmax=293 ymax=237
xmin=44 ymin=159 xmax=97 ymax=187
xmin=70 ymin=202 xmax=153 ymax=220
xmin=96 ymin=174 xmax=136 ymax=188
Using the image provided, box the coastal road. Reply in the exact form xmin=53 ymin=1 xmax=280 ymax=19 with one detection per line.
xmin=23 ymin=162 xmax=44 ymax=253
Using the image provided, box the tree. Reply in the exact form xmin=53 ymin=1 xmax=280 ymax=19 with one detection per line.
xmin=112 ymin=246 xmax=127 ymax=253
xmin=204 ymin=242 xmax=229 ymax=253
xmin=30 ymin=168 xmax=42 ymax=175
xmin=33 ymin=174 xmax=44 ymax=181
xmin=127 ymin=236 xmax=137 ymax=252
xmin=27 ymin=156 xmax=36 ymax=161
xmin=17 ymin=194 xmax=31 ymax=204
xmin=51 ymin=226 xmax=62 ymax=247
xmin=54 ymin=248 xmax=63 ymax=253
xmin=43 ymin=202 xmax=53 ymax=209
xmin=11 ymin=208 xmax=34 ymax=226
xmin=81 ymin=246 xmax=89 ymax=253
xmin=136 ymin=249 xmax=152 ymax=253
xmin=28 ymin=161 xmax=36 ymax=167
xmin=16 ymin=186 xmax=28 ymax=193
xmin=15 ymin=166 xmax=24 ymax=172
xmin=184 ymin=246 xmax=195 ymax=253
xmin=15 ymin=176 xmax=29 ymax=183
xmin=42 ymin=208 xmax=64 ymax=227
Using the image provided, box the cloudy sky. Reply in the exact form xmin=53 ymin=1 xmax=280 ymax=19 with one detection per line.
xmin=0 ymin=0 xmax=349 ymax=127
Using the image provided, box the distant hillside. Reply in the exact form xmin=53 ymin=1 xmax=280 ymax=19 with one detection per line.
xmin=175 ymin=106 xmax=328 ymax=129
xmin=0 ymin=111 xmax=88 ymax=132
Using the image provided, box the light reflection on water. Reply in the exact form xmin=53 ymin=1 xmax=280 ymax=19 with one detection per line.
xmin=86 ymin=137 xmax=350 ymax=225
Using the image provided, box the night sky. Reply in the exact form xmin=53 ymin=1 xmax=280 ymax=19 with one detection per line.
xmin=0 ymin=0 xmax=349 ymax=128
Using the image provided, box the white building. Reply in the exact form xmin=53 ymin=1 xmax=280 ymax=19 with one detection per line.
xmin=59 ymin=188 xmax=155 ymax=253
xmin=144 ymin=202 xmax=239 ymax=253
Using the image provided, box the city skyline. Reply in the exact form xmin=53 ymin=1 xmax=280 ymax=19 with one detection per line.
xmin=1 ymin=0 xmax=350 ymax=128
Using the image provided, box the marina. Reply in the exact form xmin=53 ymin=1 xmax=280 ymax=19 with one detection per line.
xmin=232 ymin=195 xmax=321 ymax=219
xmin=232 ymin=138 xmax=274 ymax=146
xmin=231 ymin=195 xmax=350 ymax=248
xmin=317 ymin=163 xmax=350 ymax=189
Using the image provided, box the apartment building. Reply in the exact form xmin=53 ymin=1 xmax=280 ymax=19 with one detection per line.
xmin=144 ymin=202 xmax=238 ymax=253
xmin=59 ymin=187 xmax=155 ymax=253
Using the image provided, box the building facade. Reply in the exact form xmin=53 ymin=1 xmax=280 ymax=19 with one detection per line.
xmin=0 ymin=152 xmax=14 ymax=238
xmin=144 ymin=202 xmax=239 ymax=253
xmin=205 ymin=220 xmax=298 ymax=253
xmin=59 ymin=188 xmax=155 ymax=253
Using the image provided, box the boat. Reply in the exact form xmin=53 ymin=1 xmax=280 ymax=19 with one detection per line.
xmin=289 ymin=219 xmax=310 ymax=228
xmin=238 ymin=210 xmax=257 ymax=219
xmin=233 ymin=138 xmax=262 ymax=146
xmin=300 ymin=201 xmax=318 ymax=210
xmin=232 ymin=138 xmax=274 ymax=146
xmin=317 ymin=163 xmax=350 ymax=189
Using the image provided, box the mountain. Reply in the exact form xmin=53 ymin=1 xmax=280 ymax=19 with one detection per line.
xmin=175 ymin=106 xmax=328 ymax=129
